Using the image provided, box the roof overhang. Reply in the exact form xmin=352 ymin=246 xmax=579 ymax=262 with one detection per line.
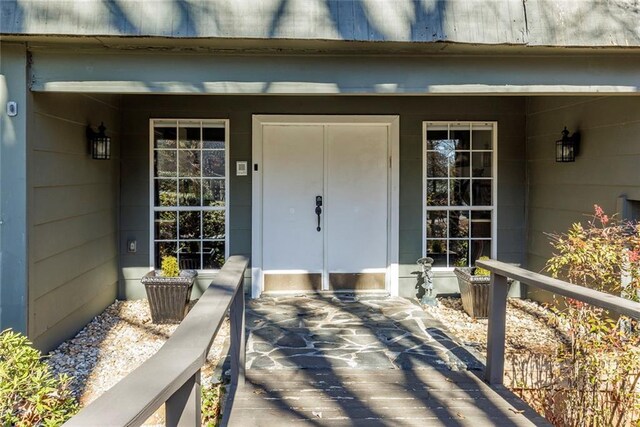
xmin=3 ymin=0 xmax=640 ymax=48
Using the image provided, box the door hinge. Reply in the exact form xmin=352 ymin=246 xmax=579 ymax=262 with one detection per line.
xmin=389 ymin=157 xmax=392 ymax=168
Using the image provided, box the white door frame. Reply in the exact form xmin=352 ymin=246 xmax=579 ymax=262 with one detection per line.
xmin=251 ymin=115 xmax=400 ymax=298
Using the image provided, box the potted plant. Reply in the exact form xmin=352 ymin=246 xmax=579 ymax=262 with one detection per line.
xmin=141 ymin=256 xmax=197 ymax=324
xmin=454 ymin=256 xmax=512 ymax=319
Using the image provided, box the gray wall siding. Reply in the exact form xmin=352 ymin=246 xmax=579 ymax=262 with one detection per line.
xmin=29 ymin=93 xmax=120 ymax=352
xmin=0 ymin=42 xmax=29 ymax=334
xmin=120 ymin=95 xmax=526 ymax=299
xmin=526 ymin=96 xmax=640 ymax=302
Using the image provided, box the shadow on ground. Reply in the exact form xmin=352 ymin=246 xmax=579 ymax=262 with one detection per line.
xmin=225 ymin=294 xmax=549 ymax=426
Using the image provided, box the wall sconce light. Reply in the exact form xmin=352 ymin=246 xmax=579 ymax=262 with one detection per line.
xmin=555 ymin=126 xmax=580 ymax=162
xmin=87 ymin=122 xmax=111 ymax=160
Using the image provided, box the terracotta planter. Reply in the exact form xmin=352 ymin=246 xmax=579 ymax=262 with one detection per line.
xmin=141 ymin=270 xmax=197 ymax=324
xmin=454 ymin=267 xmax=512 ymax=319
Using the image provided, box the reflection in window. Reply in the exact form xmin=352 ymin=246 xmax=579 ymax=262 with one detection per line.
xmin=424 ymin=122 xmax=496 ymax=268
xmin=426 ymin=211 xmax=447 ymax=238
xmin=426 ymin=180 xmax=448 ymax=206
xmin=152 ymin=120 xmax=228 ymax=270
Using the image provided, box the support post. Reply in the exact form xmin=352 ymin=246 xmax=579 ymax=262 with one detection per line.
xmin=230 ymin=287 xmax=246 ymax=387
xmin=0 ymin=43 xmax=29 ymax=336
xmin=166 ymin=370 xmax=201 ymax=427
xmin=485 ymin=272 xmax=509 ymax=385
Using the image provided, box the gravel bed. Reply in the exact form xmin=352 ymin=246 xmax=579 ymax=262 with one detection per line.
xmin=422 ymin=297 xmax=570 ymax=356
xmin=46 ymin=295 xmax=564 ymax=423
xmin=47 ymin=299 xmax=229 ymax=408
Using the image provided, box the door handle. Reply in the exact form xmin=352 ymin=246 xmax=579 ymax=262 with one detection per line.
xmin=315 ymin=196 xmax=322 ymax=232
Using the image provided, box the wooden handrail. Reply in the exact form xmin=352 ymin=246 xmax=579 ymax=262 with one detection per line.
xmin=476 ymin=259 xmax=640 ymax=386
xmin=64 ymin=255 xmax=249 ymax=427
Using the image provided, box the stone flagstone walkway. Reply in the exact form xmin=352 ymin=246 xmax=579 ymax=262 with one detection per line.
xmin=226 ymin=294 xmax=549 ymax=426
xmin=245 ymin=294 xmax=482 ymax=371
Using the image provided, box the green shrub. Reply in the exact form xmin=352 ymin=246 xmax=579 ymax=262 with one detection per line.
xmin=202 ymin=383 xmax=225 ymax=426
xmin=0 ymin=329 xmax=77 ymax=426
xmin=161 ymin=256 xmax=180 ymax=277
xmin=542 ymin=205 xmax=640 ymax=426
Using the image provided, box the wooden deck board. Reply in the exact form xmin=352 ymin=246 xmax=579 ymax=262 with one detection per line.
xmin=227 ymin=369 xmax=548 ymax=426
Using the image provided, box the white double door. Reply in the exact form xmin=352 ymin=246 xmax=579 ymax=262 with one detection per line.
xmin=254 ymin=116 xmax=398 ymax=295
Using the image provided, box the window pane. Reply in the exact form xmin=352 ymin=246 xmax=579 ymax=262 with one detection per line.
xmin=154 ymin=126 xmax=176 ymax=149
xmin=471 ymin=240 xmax=492 ymax=265
xmin=426 ymin=180 xmax=448 ymax=206
xmin=450 ymin=240 xmax=469 ymax=268
xmin=203 ymin=150 xmax=225 ymax=178
xmin=155 ymin=211 xmax=177 ymax=240
xmin=451 ymin=128 xmax=470 ymax=150
xmin=426 ymin=152 xmax=449 ymax=177
xmin=472 ymin=179 xmax=492 ymax=206
xmin=153 ymin=121 xmax=228 ymax=271
xmin=155 ymin=241 xmax=177 ymax=268
xmin=472 ymin=129 xmax=492 ymax=150
xmin=471 ymin=211 xmax=492 ymax=238
xmin=426 ymin=210 xmax=447 ymax=238
xmin=178 ymin=150 xmax=201 ymax=177
xmin=452 ymin=152 xmax=470 ymax=177
xmin=155 ymin=179 xmax=177 ymax=207
xmin=426 ymin=130 xmax=449 ymax=150
xmin=179 ymin=211 xmax=201 ymax=239
xmin=472 ymin=152 xmax=492 ymax=177
xmin=450 ymin=179 xmax=470 ymax=206
xmin=178 ymin=241 xmax=201 ymax=270
xmin=423 ymin=123 xmax=495 ymax=269
xmin=449 ymin=210 xmax=469 ymax=238
xmin=426 ymin=240 xmax=447 ymax=267
xmin=203 ymin=241 xmax=226 ymax=270
xmin=203 ymin=210 xmax=225 ymax=239
xmin=203 ymin=179 xmax=225 ymax=206
xmin=155 ymin=150 xmax=177 ymax=177
xmin=178 ymin=126 xmax=201 ymax=149
xmin=203 ymin=127 xmax=225 ymax=149
xmin=178 ymin=179 xmax=201 ymax=206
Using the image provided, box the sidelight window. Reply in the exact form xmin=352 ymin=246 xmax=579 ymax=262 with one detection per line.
xmin=150 ymin=119 xmax=229 ymax=271
xmin=423 ymin=122 xmax=497 ymax=269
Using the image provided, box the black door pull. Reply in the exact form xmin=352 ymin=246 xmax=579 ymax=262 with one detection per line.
xmin=315 ymin=196 xmax=322 ymax=232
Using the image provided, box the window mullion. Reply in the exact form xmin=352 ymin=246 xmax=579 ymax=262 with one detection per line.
xmin=174 ymin=122 xmax=180 ymax=267
xmin=446 ymin=124 xmax=451 ymax=268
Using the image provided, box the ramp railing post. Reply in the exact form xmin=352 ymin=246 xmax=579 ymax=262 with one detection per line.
xmin=485 ymin=272 xmax=509 ymax=385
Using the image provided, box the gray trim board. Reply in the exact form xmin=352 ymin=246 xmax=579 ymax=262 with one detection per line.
xmin=29 ymin=50 xmax=640 ymax=95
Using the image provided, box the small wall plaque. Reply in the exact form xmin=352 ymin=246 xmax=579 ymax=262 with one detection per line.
xmin=236 ymin=161 xmax=248 ymax=176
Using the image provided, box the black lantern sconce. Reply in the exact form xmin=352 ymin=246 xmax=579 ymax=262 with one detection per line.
xmin=555 ymin=126 xmax=580 ymax=162
xmin=87 ymin=122 xmax=111 ymax=160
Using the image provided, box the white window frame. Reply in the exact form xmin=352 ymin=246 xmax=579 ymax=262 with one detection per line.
xmin=149 ymin=118 xmax=230 ymax=272
xmin=422 ymin=121 xmax=498 ymax=271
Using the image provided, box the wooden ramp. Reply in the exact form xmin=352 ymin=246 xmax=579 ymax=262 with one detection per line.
xmin=225 ymin=295 xmax=549 ymax=426
xmin=227 ymin=369 xmax=548 ymax=426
